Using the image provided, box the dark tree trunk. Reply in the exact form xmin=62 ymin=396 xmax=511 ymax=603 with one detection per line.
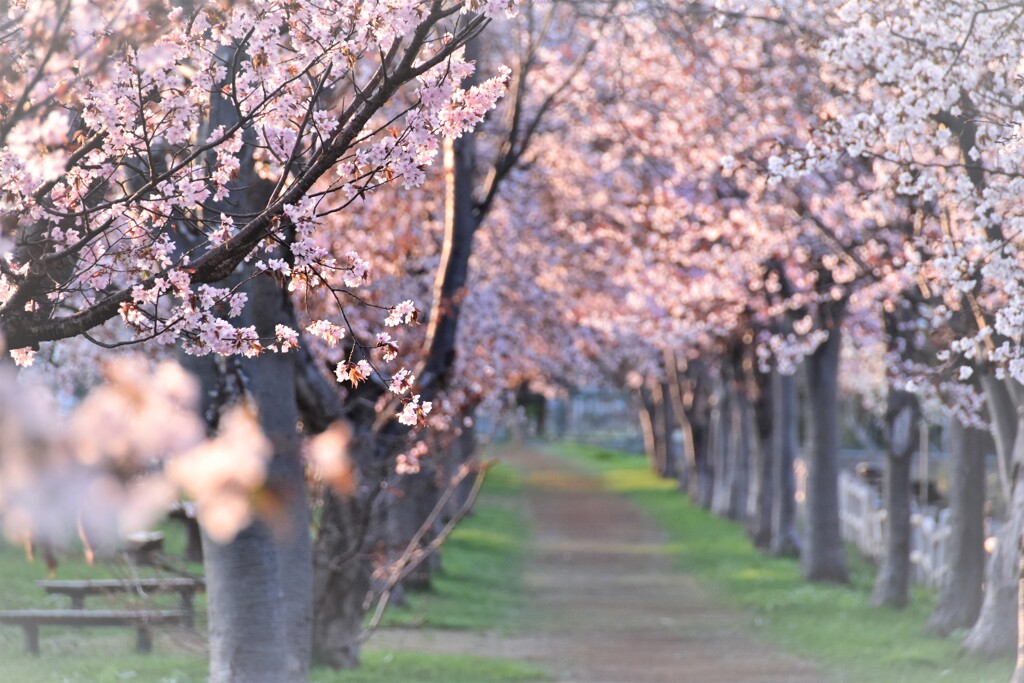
xmin=375 ymin=66 xmax=483 ymax=597
xmin=386 ymin=464 xmax=441 ymax=592
xmin=311 ymin=437 xmax=374 ymax=669
xmin=692 ymin=416 xmax=714 ymax=509
xmin=928 ymin=418 xmax=986 ymax=635
xmin=747 ymin=368 xmax=774 ymax=549
xmin=729 ymin=385 xmax=751 ymax=521
xmin=801 ymin=324 xmax=848 ymax=582
xmin=965 ymin=379 xmax=1024 ymax=657
xmin=656 ymin=380 xmax=680 ymax=479
xmin=871 ymin=388 xmax=919 ymax=608
xmin=639 ymin=381 xmax=677 ymax=479
xmin=770 ymin=370 xmax=800 ymax=557
xmin=666 ymin=354 xmax=713 ymax=506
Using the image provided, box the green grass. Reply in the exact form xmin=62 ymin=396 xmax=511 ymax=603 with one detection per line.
xmin=0 ymin=461 xmax=545 ymax=683
xmin=550 ymin=442 xmax=1014 ymax=683
xmin=314 ymin=651 xmax=544 ymax=683
xmin=376 ymin=461 xmax=530 ymax=632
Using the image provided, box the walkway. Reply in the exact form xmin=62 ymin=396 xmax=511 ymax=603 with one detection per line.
xmin=373 ymin=447 xmax=822 ymax=682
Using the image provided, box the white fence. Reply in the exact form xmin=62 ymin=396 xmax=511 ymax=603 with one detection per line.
xmin=837 ymin=470 xmax=952 ymax=587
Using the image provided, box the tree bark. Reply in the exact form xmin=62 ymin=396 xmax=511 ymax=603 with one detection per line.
xmin=710 ymin=377 xmax=734 ymax=518
xmin=729 ymin=383 xmax=751 ymax=521
xmin=871 ymin=388 xmax=919 ymax=608
xmin=312 ymin=489 xmax=372 ymax=669
xmin=927 ymin=418 xmax=986 ymax=635
xmin=801 ymin=323 xmax=849 ymax=582
xmin=770 ymin=370 xmax=800 ymax=557
xmin=747 ymin=368 xmax=774 ymax=549
xmin=666 ymin=354 xmax=713 ymax=506
xmin=634 ymin=387 xmax=659 ymax=479
xmin=200 ymin=271 xmax=312 ymax=683
xmin=656 ymin=380 xmax=680 ymax=479
xmin=964 ymin=379 xmax=1024 ymax=657
xmin=192 ymin=65 xmax=311 ymax=680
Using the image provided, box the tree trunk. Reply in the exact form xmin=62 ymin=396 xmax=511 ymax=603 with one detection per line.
xmin=771 ymin=369 xmax=800 ymax=557
xmin=927 ymin=418 xmax=985 ymax=635
xmin=386 ymin=464 xmax=440 ymax=592
xmin=656 ymin=380 xmax=679 ymax=479
xmin=747 ymin=369 xmax=774 ymax=549
xmin=965 ymin=380 xmax=1024 ymax=657
xmin=201 ymin=272 xmax=312 ymax=682
xmin=710 ymin=378 xmax=734 ymax=518
xmin=871 ymin=388 xmax=919 ymax=608
xmin=665 ymin=354 xmax=713 ymax=506
xmin=801 ymin=325 xmax=849 ymax=582
xmin=311 ymin=473 xmax=373 ymax=669
xmin=982 ymin=374 xmax=1015 ymax=506
xmin=447 ymin=412 xmax=479 ymax=518
xmin=729 ymin=385 xmax=751 ymax=521
xmin=638 ymin=385 xmax=664 ymax=476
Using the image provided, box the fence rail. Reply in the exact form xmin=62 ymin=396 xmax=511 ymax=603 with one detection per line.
xmin=837 ymin=470 xmax=953 ymax=587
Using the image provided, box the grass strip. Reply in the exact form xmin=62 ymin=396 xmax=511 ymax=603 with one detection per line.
xmin=0 ymin=461 xmax=544 ymax=683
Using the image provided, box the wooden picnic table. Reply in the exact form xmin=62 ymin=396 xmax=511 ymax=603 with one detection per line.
xmin=35 ymin=577 xmax=204 ymax=627
xmin=0 ymin=609 xmax=188 ymax=654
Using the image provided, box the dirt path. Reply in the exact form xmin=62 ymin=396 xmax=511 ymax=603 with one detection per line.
xmin=371 ymin=448 xmax=823 ymax=682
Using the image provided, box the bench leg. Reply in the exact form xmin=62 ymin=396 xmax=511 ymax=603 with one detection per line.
xmin=70 ymin=594 xmax=84 ymax=610
xmin=24 ymin=625 xmax=39 ymax=655
xmin=179 ymin=591 xmax=194 ymax=629
xmin=136 ymin=626 xmax=152 ymax=654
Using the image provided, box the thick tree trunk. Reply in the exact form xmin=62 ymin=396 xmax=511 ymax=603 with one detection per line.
xmin=871 ymin=388 xmax=919 ymax=608
xmin=770 ymin=370 xmax=800 ymax=557
xmin=801 ymin=325 xmax=848 ymax=582
xmin=201 ymin=273 xmax=312 ymax=683
xmin=386 ymin=464 xmax=441 ymax=592
xmin=204 ymin=523 xmax=290 ymax=683
xmin=311 ymin=445 xmax=374 ymax=669
xmin=965 ymin=380 xmax=1024 ymax=657
xmin=927 ymin=418 xmax=986 ymax=635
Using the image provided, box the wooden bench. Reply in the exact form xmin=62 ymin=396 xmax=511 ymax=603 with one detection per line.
xmin=0 ymin=609 xmax=187 ymax=654
xmin=35 ymin=578 xmax=204 ymax=627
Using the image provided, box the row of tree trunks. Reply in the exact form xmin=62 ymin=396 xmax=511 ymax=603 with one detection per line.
xmin=661 ymin=346 xmax=803 ymax=558
xmin=650 ymin=319 xmax=1005 ymax=652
